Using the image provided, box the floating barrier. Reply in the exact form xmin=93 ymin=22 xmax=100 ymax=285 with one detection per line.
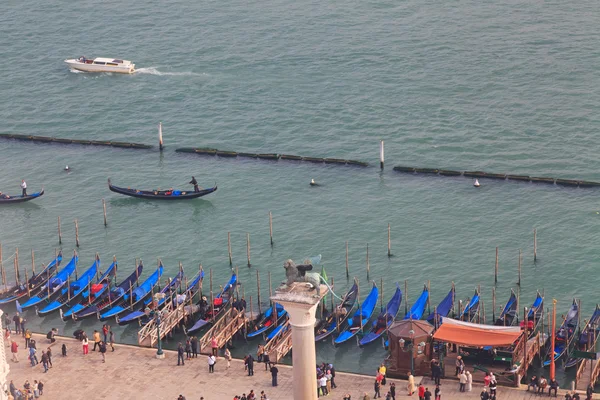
xmin=0 ymin=133 xmax=153 ymax=149
xmin=176 ymin=147 xmax=369 ymax=167
xmin=393 ymin=165 xmax=600 ymax=188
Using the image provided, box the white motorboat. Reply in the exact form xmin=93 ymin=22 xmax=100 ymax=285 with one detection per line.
xmin=64 ymin=56 xmax=135 ymax=74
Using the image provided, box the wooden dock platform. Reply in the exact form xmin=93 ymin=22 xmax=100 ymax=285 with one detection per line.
xmin=576 ymin=353 xmax=600 ymax=390
xmin=137 ymin=301 xmax=198 ymax=347
xmin=199 ymin=307 xmax=248 ymax=354
xmin=264 ymin=320 xmax=293 ymax=363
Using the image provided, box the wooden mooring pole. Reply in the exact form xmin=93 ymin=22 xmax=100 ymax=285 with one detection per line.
xmin=492 ymin=287 xmax=496 ymax=322
xmin=31 ymin=249 xmax=35 ymax=275
xmin=518 ymin=249 xmax=522 ymax=286
xmin=58 ymin=216 xmax=62 ymax=244
xmin=345 ymin=241 xmax=349 ymax=278
xmin=158 ymin=122 xmax=164 ymax=151
xmin=227 ymin=232 xmax=232 ymax=266
xmin=379 ymin=140 xmax=384 ymax=170
xmin=0 ymin=243 xmax=5 ymax=289
xmin=494 ymin=247 xmax=499 ymax=284
xmin=102 ymin=199 xmax=107 ymax=227
xmin=75 ymin=219 xmax=80 ymax=247
xmin=366 ymin=243 xmax=370 ymax=279
xmin=256 ymin=270 xmax=262 ymax=314
xmin=404 ymin=280 xmax=408 ymax=316
xmin=269 ymin=211 xmax=273 ymax=246
xmin=534 ymin=228 xmax=537 ymax=262
xmin=387 ymin=223 xmax=392 ymax=257
xmin=246 ymin=233 xmax=251 ymax=267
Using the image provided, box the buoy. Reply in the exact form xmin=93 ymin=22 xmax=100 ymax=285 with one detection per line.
xmin=64 ymin=165 xmax=70 ymax=171
xmin=310 ymin=179 xmax=317 ymax=186
xmin=474 ymin=179 xmax=480 ymax=187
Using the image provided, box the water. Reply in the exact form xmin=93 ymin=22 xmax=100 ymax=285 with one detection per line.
xmin=2 ymin=0 xmax=600 ymax=382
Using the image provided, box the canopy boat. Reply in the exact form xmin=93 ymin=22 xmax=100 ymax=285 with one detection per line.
xmin=543 ymin=299 xmax=579 ymax=367
xmin=60 ymin=258 xmax=118 ymax=320
xmin=108 ymin=178 xmax=217 ymax=200
xmin=99 ymin=264 xmax=164 ymax=320
xmin=404 ymin=285 xmax=430 ymax=320
xmin=247 ymin=304 xmax=286 ymax=338
xmin=334 ymin=282 xmax=379 ymax=345
xmin=185 ymin=273 xmax=237 ymax=334
xmin=72 ymin=263 xmax=143 ymax=320
xmin=315 ymin=280 xmax=359 ymax=341
xmin=426 ymin=286 xmax=455 ymax=326
xmin=0 ymin=252 xmax=62 ymax=305
xmin=21 ymin=253 xmax=78 ymax=309
xmin=359 ymin=284 xmax=402 ymax=347
xmin=460 ymin=289 xmax=480 ymax=322
xmin=494 ymin=289 xmax=518 ymax=326
xmin=38 ymin=255 xmax=103 ymax=316
xmin=565 ymin=304 xmax=600 ymax=369
xmin=0 ymin=189 xmax=44 ymax=204
xmin=64 ymin=57 xmax=135 ymax=73
xmin=116 ymin=270 xmax=184 ymax=325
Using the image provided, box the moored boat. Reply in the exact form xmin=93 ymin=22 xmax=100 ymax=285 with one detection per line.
xmin=108 ymin=178 xmax=217 ymax=200
xmin=247 ymin=304 xmax=286 ymax=339
xmin=359 ymin=284 xmax=402 ymax=347
xmin=64 ymin=57 xmax=135 ymax=73
xmin=426 ymin=285 xmax=455 ymax=326
xmin=494 ymin=289 xmax=518 ymax=326
xmin=543 ymin=299 xmax=579 ymax=367
xmin=334 ymin=282 xmax=379 ymax=345
xmin=0 ymin=252 xmax=62 ymax=305
xmin=185 ymin=273 xmax=237 ymax=334
xmin=0 ymin=189 xmax=44 ymax=204
xmin=404 ymin=285 xmax=429 ymax=320
xmin=564 ymin=304 xmax=600 ymax=369
xmin=21 ymin=252 xmax=78 ymax=309
xmin=314 ymin=279 xmax=359 ymax=341
xmin=460 ymin=289 xmax=480 ymax=322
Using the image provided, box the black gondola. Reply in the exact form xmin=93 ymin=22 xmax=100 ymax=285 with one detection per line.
xmin=0 ymin=189 xmax=44 ymax=203
xmin=107 ymin=178 xmax=216 ymax=200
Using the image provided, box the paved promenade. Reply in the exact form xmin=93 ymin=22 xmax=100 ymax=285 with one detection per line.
xmin=6 ymin=334 xmax=595 ymax=399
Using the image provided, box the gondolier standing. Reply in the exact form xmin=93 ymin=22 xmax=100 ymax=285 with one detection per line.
xmin=20 ymin=180 xmax=27 ymax=196
xmin=189 ymin=176 xmax=199 ymax=192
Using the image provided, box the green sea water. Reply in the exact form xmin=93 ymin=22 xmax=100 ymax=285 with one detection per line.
xmin=2 ymin=0 xmax=600 ymax=381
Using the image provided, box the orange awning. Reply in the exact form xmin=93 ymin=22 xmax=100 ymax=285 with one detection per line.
xmin=433 ymin=318 xmax=523 ymax=347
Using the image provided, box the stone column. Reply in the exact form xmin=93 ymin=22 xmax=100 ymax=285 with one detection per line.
xmin=271 ymin=283 xmax=327 ymax=400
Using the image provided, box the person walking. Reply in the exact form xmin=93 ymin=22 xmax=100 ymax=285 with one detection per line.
xmin=319 ymin=375 xmax=328 ymax=397
xmin=38 ymin=380 xmax=44 ymax=395
xmin=211 ymin=336 xmax=218 ymax=357
xmin=466 ymin=371 xmax=473 ymax=392
xmin=10 ymin=340 xmax=18 ymax=362
xmin=459 ymin=371 xmax=467 ymax=392
xmin=379 ymin=363 xmax=387 ymax=385
xmin=46 ymin=347 xmax=53 ymax=367
xmin=102 ymin=324 xmax=109 ymax=343
xmin=480 ymin=387 xmax=490 ymax=400
xmin=224 ymin=347 xmax=232 ymax=369
xmin=424 ymin=388 xmax=432 ymax=400
xmin=407 ymin=372 xmax=415 ymax=396
xmin=99 ymin=340 xmax=107 ymax=363
xmin=434 ymin=384 xmax=441 ymax=400
xmin=82 ymin=334 xmax=89 ymax=355
xmin=418 ymin=383 xmax=425 ymax=400
xmin=489 ymin=375 xmax=497 ymax=398
xmin=92 ymin=330 xmax=101 ymax=351
xmin=373 ymin=379 xmax=381 ymax=399
xmin=24 ymin=329 xmax=31 ymax=348
xmin=13 ymin=313 xmax=21 ymax=334
xmin=390 ymin=382 xmax=396 ymax=400
xmin=330 ymin=364 xmax=337 ymax=389
xmin=270 ymin=363 xmax=278 ymax=386
xmin=20 ymin=180 xmax=27 ymax=197
xmin=432 ymin=361 xmax=441 ymax=385
xmin=191 ymin=336 xmax=198 ymax=358
xmin=29 ymin=346 xmax=38 ymax=366
xmin=41 ymin=351 xmax=49 ymax=372
xmin=177 ymin=342 xmax=185 ymax=366
xmin=109 ymin=330 xmax=115 ymax=351
xmin=208 ymin=354 xmax=216 ymax=373
xmin=247 ymin=354 xmax=254 ymax=376
xmin=185 ymin=339 xmax=192 ymax=360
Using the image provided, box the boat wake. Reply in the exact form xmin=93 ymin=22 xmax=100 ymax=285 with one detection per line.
xmin=135 ymin=67 xmax=204 ymax=77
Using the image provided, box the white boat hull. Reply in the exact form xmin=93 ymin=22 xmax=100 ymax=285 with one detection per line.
xmin=64 ymin=59 xmax=135 ymax=74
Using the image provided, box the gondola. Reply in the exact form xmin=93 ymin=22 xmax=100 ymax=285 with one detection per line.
xmin=404 ymin=285 xmax=429 ymax=320
xmin=72 ymin=263 xmax=143 ymax=320
xmin=494 ymin=289 xmax=518 ymax=326
xmin=460 ymin=288 xmax=480 ymax=322
xmin=266 ymin=318 xmax=290 ymax=342
xmin=185 ymin=273 xmax=237 ymax=334
xmin=315 ymin=279 xmax=359 ymax=341
xmin=37 ymin=254 xmax=104 ymax=316
xmin=60 ymin=257 xmax=118 ymax=320
xmin=108 ymin=178 xmax=216 ymax=200
xmin=334 ymin=282 xmax=379 ymax=345
xmin=521 ymin=291 xmax=544 ymax=338
xmin=0 ymin=189 xmax=44 ymax=204
xmin=247 ymin=304 xmax=286 ymax=339
xmin=21 ymin=252 xmax=78 ymax=309
xmin=99 ymin=264 xmax=164 ymax=320
xmin=543 ymin=299 xmax=579 ymax=367
xmin=0 ymin=252 xmax=62 ymax=305
xmin=565 ymin=304 xmax=600 ymax=369
xmin=359 ymin=284 xmax=402 ymax=347
xmin=426 ymin=286 xmax=455 ymax=326
xmin=116 ymin=270 xmax=184 ymax=326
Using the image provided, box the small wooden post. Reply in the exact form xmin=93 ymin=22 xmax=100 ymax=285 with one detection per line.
xmin=15 ymin=248 xmax=19 ymax=282
xmin=427 ymin=280 xmax=431 ymax=315
xmin=31 ymin=249 xmax=35 ymax=275
xmin=75 ymin=219 xmax=80 ymax=247
xmin=523 ymin=306 xmax=528 ymax=372
xmin=228 ymin=232 xmax=232 ymax=266
xmin=404 ymin=280 xmax=408 ymax=316
xmin=58 ymin=216 xmax=62 ymax=244
xmin=492 ymin=287 xmax=496 ymax=322
xmin=158 ymin=122 xmax=164 ymax=151
xmin=330 ymin=277 xmax=334 ymax=311
xmin=379 ymin=140 xmax=384 ymax=170
xmin=518 ymin=249 xmax=522 ymax=286
xmin=534 ymin=228 xmax=537 ymax=262
xmin=209 ymin=268 xmax=213 ymax=296
xmin=210 ymin=290 xmax=215 ymax=320
xmin=0 ymin=243 xmax=5 ymax=289
xmin=481 ymin=300 xmax=486 ymax=324
xmin=452 ymin=281 xmax=456 ymax=317
xmin=494 ymin=247 xmax=499 ymax=284
xmin=380 ymin=277 xmax=384 ymax=311
xmin=13 ymin=258 xmax=19 ymax=284
xmin=345 ymin=241 xmax=349 ymax=278
xmin=67 ymin=273 xmax=71 ymax=302
xmin=102 ymin=199 xmax=107 ymax=227
xmin=366 ymin=243 xmax=370 ymax=279
xmin=269 ymin=211 xmax=273 ymax=246
xmin=246 ymin=233 xmax=251 ymax=267
xmin=387 ymin=223 xmax=392 ymax=257
xmin=25 ymin=270 xmax=30 ymax=297
xmin=235 ymin=266 xmax=240 ymax=300
xmin=249 ymin=295 xmax=254 ymax=322
xmin=256 ymin=270 xmax=262 ymax=315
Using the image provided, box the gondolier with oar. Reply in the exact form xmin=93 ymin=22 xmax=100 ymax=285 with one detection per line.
xmin=20 ymin=180 xmax=27 ymax=196
xmin=189 ymin=176 xmax=200 ymax=192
